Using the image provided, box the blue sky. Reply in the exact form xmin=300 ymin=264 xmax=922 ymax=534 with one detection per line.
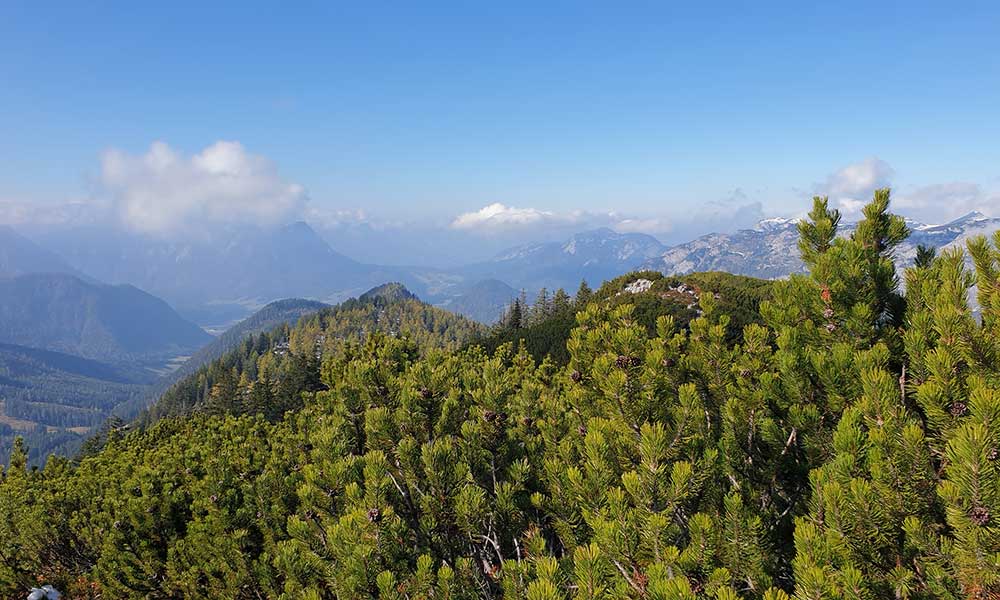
xmin=2 ymin=1 xmax=999 ymax=253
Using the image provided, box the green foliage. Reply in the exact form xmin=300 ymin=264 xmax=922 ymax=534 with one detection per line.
xmin=146 ymin=292 xmax=483 ymax=423
xmin=7 ymin=189 xmax=1000 ymax=599
xmin=478 ymin=271 xmax=772 ymax=367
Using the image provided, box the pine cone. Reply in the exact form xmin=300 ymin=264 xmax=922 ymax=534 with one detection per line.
xmin=825 ymin=323 xmax=837 ymax=333
xmin=951 ymin=401 xmax=968 ymax=417
xmin=420 ymin=387 xmax=433 ymax=400
xmin=483 ymin=409 xmax=498 ymax=423
xmin=570 ymin=370 xmax=583 ymax=382
xmin=822 ymin=307 xmax=835 ymax=319
xmin=662 ymin=357 xmax=676 ymax=368
xmin=368 ymin=508 xmax=382 ymax=523
xmin=971 ymin=505 xmax=990 ymax=526
xmin=989 ymin=448 xmax=999 ymax=461
xmin=615 ymin=355 xmax=641 ymax=369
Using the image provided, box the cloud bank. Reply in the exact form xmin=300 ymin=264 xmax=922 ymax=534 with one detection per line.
xmin=100 ymin=141 xmax=308 ymax=234
xmin=895 ymin=182 xmax=1000 ymax=224
xmin=6 ymin=142 xmax=1000 ymax=266
xmin=450 ymin=203 xmax=671 ymax=236
xmin=451 ymin=203 xmax=568 ymax=230
xmin=811 ymin=157 xmax=1000 ymax=224
xmin=814 ymin=157 xmax=895 ymax=216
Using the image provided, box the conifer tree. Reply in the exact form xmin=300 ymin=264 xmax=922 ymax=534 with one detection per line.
xmin=797 ymin=196 xmax=840 ymax=268
xmin=551 ymin=288 xmax=571 ymax=314
xmin=915 ymin=244 xmax=936 ymax=269
xmin=0 ymin=437 xmax=46 ymax=590
xmin=576 ymin=280 xmax=593 ymax=306
xmin=531 ymin=287 xmax=551 ymax=325
xmin=508 ymin=298 xmax=523 ymax=330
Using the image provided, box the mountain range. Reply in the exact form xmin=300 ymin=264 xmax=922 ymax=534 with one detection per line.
xmin=9 ymin=212 xmax=1000 ymax=332
xmin=8 ymin=209 xmax=1000 ymax=334
xmin=457 ymin=228 xmax=669 ymax=295
xmin=641 ymin=211 xmax=1000 ymax=278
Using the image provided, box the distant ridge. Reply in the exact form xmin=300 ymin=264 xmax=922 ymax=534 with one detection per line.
xmin=460 ymin=228 xmax=668 ymax=295
xmin=359 ymin=282 xmax=418 ymax=303
xmin=0 ymin=273 xmax=211 ymax=363
xmin=0 ymin=225 xmax=83 ymax=278
xmin=438 ymin=279 xmax=518 ymax=324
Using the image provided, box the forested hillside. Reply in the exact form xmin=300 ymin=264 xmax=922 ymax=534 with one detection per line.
xmin=0 ymin=273 xmax=211 ymax=363
xmin=142 ymin=285 xmax=483 ymax=423
xmin=4 ymin=190 xmax=1000 ymax=599
xmin=127 ymin=298 xmax=330 ymax=420
xmin=0 ymin=343 xmax=150 ymax=464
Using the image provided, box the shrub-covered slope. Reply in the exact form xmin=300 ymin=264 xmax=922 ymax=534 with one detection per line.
xmin=475 ymin=271 xmax=772 ymax=365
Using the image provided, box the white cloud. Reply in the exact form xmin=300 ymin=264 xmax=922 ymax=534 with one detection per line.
xmin=451 ymin=203 xmax=676 ymax=237
xmin=809 ymin=158 xmax=1000 ymax=224
xmin=100 ymin=141 xmax=307 ymax=234
xmin=895 ymin=182 xmax=1000 ymax=224
xmin=451 ymin=203 xmax=562 ymax=230
xmin=612 ymin=217 xmax=672 ymax=234
xmin=814 ymin=157 xmax=894 ymax=216
xmin=449 ymin=195 xmax=768 ymax=240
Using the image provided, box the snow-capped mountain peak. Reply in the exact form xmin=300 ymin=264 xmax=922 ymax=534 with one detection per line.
xmin=754 ymin=217 xmax=798 ymax=232
xmin=642 ymin=210 xmax=1000 ymax=280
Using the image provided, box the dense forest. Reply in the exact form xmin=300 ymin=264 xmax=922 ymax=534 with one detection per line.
xmin=3 ymin=190 xmax=1000 ymax=599
xmin=0 ymin=343 xmax=151 ymax=465
xmin=140 ymin=285 xmax=484 ymax=425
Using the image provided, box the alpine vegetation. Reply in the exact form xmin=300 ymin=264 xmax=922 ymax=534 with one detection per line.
xmin=3 ymin=190 xmax=1000 ymax=599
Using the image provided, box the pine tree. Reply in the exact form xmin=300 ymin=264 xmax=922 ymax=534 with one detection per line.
xmin=797 ymin=195 xmax=841 ymax=268
xmin=853 ymin=188 xmax=910 ymax=330
xmin=508 ymin=298 xmax=523 ymax=330
xmin=0 ymin=437 xmax=47 ymax=591
xmin=531 ymin=287 xmax=551 ymax=325
xmin=915 ymin=244 xmax=936 ymax=268
xmin=552 ymin=288 xmax=572 ymax=314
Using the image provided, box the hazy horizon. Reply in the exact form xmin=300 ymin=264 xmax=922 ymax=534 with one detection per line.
xmin=3 ymin=2 xmax=1000 ymax=265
